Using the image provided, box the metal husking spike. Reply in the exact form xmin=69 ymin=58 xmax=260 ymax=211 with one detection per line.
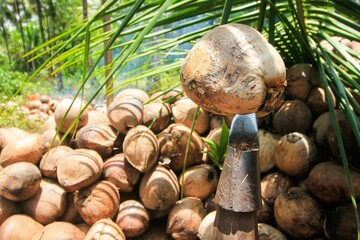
xmin=212 ymin=113 xmax=261 ymax=240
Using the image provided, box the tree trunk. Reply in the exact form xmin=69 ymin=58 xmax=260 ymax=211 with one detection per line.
xmin=102 ymin=0 xmax=113 ymax=107
xmin=14 ymin=0 xmax=30 ymax=73
xmin=35 ymin=0 xmax=46 ymax=45
xmin=0 ymin=20 xmax=12 ymax=68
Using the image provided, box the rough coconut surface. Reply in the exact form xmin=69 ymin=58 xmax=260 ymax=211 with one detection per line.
xmin=181 ymin=23 xmax=286 ymax=116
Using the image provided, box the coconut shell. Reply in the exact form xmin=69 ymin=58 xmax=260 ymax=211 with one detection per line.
xmin=158 ymin=123 xmax=204 ymax=172
xmin=54 ymin=98 xmax=89 ymax=134
xmin=74 ymin=180 xmax=120 ymax=225
xmin=143 ymin=102 xmax=172 ymax=133
xmin=0 ymin=162 xmax=42 ymax=201
xmin=108 ymin=97 xmax=144 ymax=134
xmin=22 ymin=178 xmax=67 ymax=225
xmin=0 ymin=214 xmax=43 ymax=240
xmin=39 ymin=146 xmax=73 ymax=179
xmin=31 ymin=221 xmax=85 ymax=240
xmin=258 ymin=129 xmax=280 ymax=173
xmin=180 ymin=23 xmax=286 ymax=116
xmin=272 ymin=99 xmax=313 ymax=135
xmin=274 ymin=132 xmax=317 ymax=178
xmin=166 ymin=197 xmax=206 ymax=240
xmin=102 ymin=153 xmax=141 ymax=192
xmin=0 ymin=134 xmax=45 ymax=167
xmin=75 ymin=124 xmax=117 ymax=158
xmin=198 ymin=211 xmax=216 ymax=240
xmin=306 ymin=86 xmax=336 ymax=117
xmin=171 ymin=97 xmax=210 ymax=135
xmin=116 ymin=200 xmax=150 ymax=238
xmin=260 ymin=171 xmax=293 ymax=206
xmin=123 ymin=125 xmax=159 ymax=173
xmin=274 ymin=187 xmax=324 ymax=239
xmin=139 ymin=164 xmax=180 ymax=211
xmin=84 ymin=218 xmax=126 ymax=240
xmin=57 ymin=148 xmax=103 ymax=192
xmin=0 ymin=196 xmax=19 ymax=225
xmin=178 ymin=164 xmax=218 ymax=200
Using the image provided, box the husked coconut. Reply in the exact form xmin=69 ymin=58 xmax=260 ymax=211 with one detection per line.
xmin=84 ymin=218 xmax=125 ymax=240
xmin=115 ymin=88 xmax=149 ymax=103
xmin=181 ymin=23 xmax=286 ymax=116
xmin=143 ymin=102 xmax=172 ymax=133
xmin=31 ymin=221 xmax=85 ymax=240
xmin=0 ymin=214 xmax=43 ymax=240
xmin=39 ymin=145 xmax=73 ymax=179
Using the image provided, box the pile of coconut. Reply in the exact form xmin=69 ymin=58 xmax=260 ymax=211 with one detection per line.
xmin=0 ymin=24 xmax=359 ymax=240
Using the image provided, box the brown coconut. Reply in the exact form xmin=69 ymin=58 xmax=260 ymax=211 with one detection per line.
xmin=31 ymin=221 xmax=85 ymax=240
xmin=312 ymin=110 xmax=344 ymax=147
xmin=178 ymin=164 xmax=219 ymax=200
xmin=0 ymin=133 xmax=45 ymax=167
xmin=123 ymin=125 xmax=159 ymax=173
xmin=143 ymin=102 xmax=172 ymax=133
xmin=84 ymin=218 xmax=126 ymax=240
xmin=139 ymin=164 xmax=180 ymax=211
xmin=306 ymin=161 xmax=360 ymax=205
xmin=87 ymin=110 xmax=109 ymax=126
xmin=272 ymin=99 xmax=314 ymax=135
xmin=54 ymin=98 xmax=89 ymax=134
xmin=0 ymin=127 xmax=29 ymax=152
xmin=258 ymin=223 xmax=287 ymax=240
xmin=306 ymin=86 xmax=336 ymax=117
xmin=258 ymin=129 xmax=281 ymax=173
xmin=76 ymin=223 xmax=91 ymax=236
xmin=171 ymin=97 xmax=210 ymax=135
xmin=22 ymin=178 xmax=67 ymax=225
xmin=39 ymin=145 xmax=73 ymax=179
xmin=102 ymin=153 xmax=141 ymax=192
xmin=115 ymin=88 xmax=149 ymax=103
xmin=108 ymin=97 xmax=144 ymax=134
xmin=59 ymin=193 xmax=83 ymax=223
xmin=274 ymin=132 xmax=317 ymax=178
xmin=166 ymin=197 xmax=206 ymax=240
xmin=115 ymin=199 xmax=150 ymax=238
xmin=150 ymin=87 xmax=184 ymax=104
xmin=285 ymin=63 xmax=316 ymax=100
xmin=198 ymin=211 xmax=216 ymax=240
xmin=74 ymin=124 xmax=117 ymax=158
xmin=260 ymin=171 xmax=293 ymax=206
xmin=257 ymin=198 xmax=274 ymax=224
xmin=135 ymin=218 xmax=171 ymax=240
xmin=0 ymin=196 xmax=19 ymax=225
xmin=180 ymin=23 xmax=286 ymax=116
xmin=57 ymin=148 xmax=103 ymax=192
xmin=274 ymin=187 xmax=324 ymax=239
xmin=0 ymin=214 xmax=43 ymax=240
xmin=158 ymin=123 xmax=204 ymax=172
xmin=74 ymin=180 xmax=120 ymax=225
xmin=0 ymin=162 xmax=42 ymax=201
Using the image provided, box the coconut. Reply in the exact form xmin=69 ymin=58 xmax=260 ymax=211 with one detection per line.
xmin=274 ymin=187 xmax=324 ymax=239
xmin=285 ymin=63 xmax=315 ymax=100
xmin=115 ymin=88 xmax=149 ymax=103
xmin=0 ymin=127 xmax=29 ymax=152
xmin=102 ymin=153 xmax=141 ymax=192
xmin=171 ymin=97 xmax=210 ymax=135
xmin=274 ymin=132 xmax=317 ymax=178
xmin=0 ymin=214 xmax=43 ymax=240
xmin=312 ymin=110 xmax=343 ymax=147
xmin=76 ymin=223 xmax=91 ymax=236
xmin=258 ymin=129 xmax=280 ymax=173
xmin=123 ymin=125 xmax=159 ymax=173
xmin=166 ymin=197 xmax=206 ymax=240
xmin=306 ymin=86 xmax=335 ymax=117
xmin=59 ymin=193 xmax=82 ymax=223
xmin=0 ymin=162 xmax=42 ymax=201
xmin=39 ymin=146 xmax=73 ymax=179
xmin=143 ymin=102 xmax=172 ymax=133
xmin=115 ymin=199 xmax=150 ymax=238
xmin=74 ymin=180 xmax=120 ymax=225
xmin=84 ymin=218 xmax=126 ymax=240
xmin=258 ymin=223 xmax=287 ymax=240
xmin=272 ymin=99 xmax=314 ymax=135
xmin=180 ymin=23 xmax=286 ymax=116
xmin=31 ymin=221 xmax=85 ymax=240
xmin=54 ymin=98 xmax=89 ymax=134
xmin=198 ymin=211 xmax=216 ymax=240
xmin=0 ymin=196 xmax=19 ymax=225
xmin=0 ymin=133 xmax=45 ymax=167
xmin=108 ymin=97 xmax=144 ymax=134
xmin=87 ymin=110 xmax=109 ymax=126
xmin=74 ymin=124 xmax=117 ymax=158
xmin=260 ymin=171 xmax=293 ymax=206
xmin=139 ymin=164 xmax=180 ymax=211
xmin=57 ymin=148 xmax=103 ymax=192
xmin=257 ymin=198 xmax=274 ymax=224
xmin=178 ymin=164 xmax=219 ymax=200
xmin=150 ymin=87 xmax=184 ymax=104
xmin=158 ymin=123 xmax=204 ymax=172
xmin=22 ymin=178 xmax=67 ymax=225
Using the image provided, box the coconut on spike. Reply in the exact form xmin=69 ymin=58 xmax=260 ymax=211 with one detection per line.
xmin=180 ymin=23 xmax=286 ymax=117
